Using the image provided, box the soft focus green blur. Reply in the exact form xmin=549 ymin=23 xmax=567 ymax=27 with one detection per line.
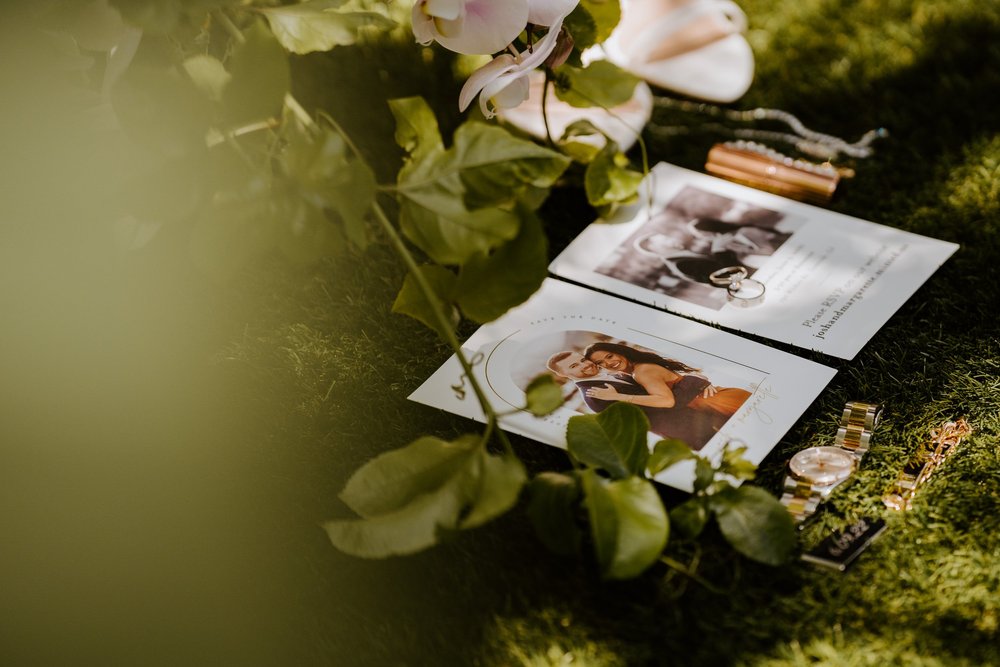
xmin=0 ymin=6 xmax=299 ymax=663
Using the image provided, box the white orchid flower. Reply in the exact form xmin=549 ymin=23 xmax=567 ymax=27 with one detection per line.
xmin=411 ymin=0 xmax=529 ymax=55
xmin=527 ymin=0 xmax=579 ymax=27
xmin=458 ymin=16 xmax=567 ymax=118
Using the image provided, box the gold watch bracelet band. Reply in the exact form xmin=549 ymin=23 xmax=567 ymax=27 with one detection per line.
xmin=781 ymin=401 xmax=883 ymax=523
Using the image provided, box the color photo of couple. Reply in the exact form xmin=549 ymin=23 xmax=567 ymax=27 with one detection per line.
xmin=514 ymin=331 xmax=756 ymax=451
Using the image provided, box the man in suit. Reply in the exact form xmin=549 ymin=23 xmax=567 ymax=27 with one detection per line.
xmin=546 ymin=350 xmax=639 ymax=414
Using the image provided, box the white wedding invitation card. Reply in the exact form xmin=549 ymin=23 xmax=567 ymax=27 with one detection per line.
xmin=410 ymin=279 xmax=837 ymax=491
xmin=549 ymin=163 xmax=959 ymax=360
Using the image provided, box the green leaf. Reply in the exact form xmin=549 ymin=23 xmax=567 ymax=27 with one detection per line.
xmin=603 ymin=477 xmax=669 ymax=579
xmin=110 ymin=0 xmax=184 ymax=32
xmin=554 ymin=60 xmax=640 ymax=110
xmin=580 ymin=0 xmax=621 ymax=44
xmin=719 ymin=443 xmax=758 ymax=481
xmin=523 ymin=374 xmax=565 ymax=417
xmin=182 ymin=54 xmax=230 ymax=103
xmin=324 ymin=472 xmax=468 ymax=558
xmin=454 ymin=211 xmax=547 ymax=323
xmin=340 ymin=435 xmax=478 ymax=518
xmin=562 ymin=3 xmax=598 ymax=57
xmin=388 ymin=97 xmax=443 ymax=163
xmin=61 ymin=0 xmax=131 ymax=51
xmin=326 ymin=435 xmax=525 ymax=557
xmin=527 ymin=472 xmax=582 ymax=556
xmin=221 ymin=20 xmax=290 ymax=127
xmin=519 ymin=184 xmax=552 ymax=211
xmin=398 ymin=195 xmax=520 ymax=266
xmin=567 ymin=402 xmax=650 ymax=479
xmin=281 ymin=121 xmax=375 ymax=248
xmin=459 ymin=450 xmax=527 ymax=529
xmin=111 ymin=63 xmax=213 ymax=155
xmin=580 ymin=470 xmax=617 ymax=572
xmin=276 ymin=196 xmax=345 ymax=264
xmin=693 ymin=456 xmax=716 ymax=493
xmin=557 ymin=120 xmax=605 ymax=164
xmin=118 ymin=149 xmax=211 ymax=223
xmin=392 ymin=265 xmax=459 ymax=339
xmin=393 ymin=119 xmax=567 ymax=265
xmin=709 ymin=486 xmax=797 ymax=565
xmin=582 ymin=471 xmax=668 ymax=579
xmin=452 ymin=122 xmax=570 ymax=210
xmin=188 ymin=174 xmax=281 ymax=280
xmin=584 ymin=141 xmax=644 ymax=208
xmin=669 ymin=497 xmax=709 ymax=539
xmin=648 ymin=438 xmax=696 ymax=475
xmin=260 ymin=0 xmax=395 ymax=55
xmin=328 ymin=157 xmax=376 ymax=248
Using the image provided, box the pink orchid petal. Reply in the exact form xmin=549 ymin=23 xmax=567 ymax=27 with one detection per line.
xmin=425 ymin=0 xmax=462 ymax=20
xmin=481 ymin=73 xmax=531 ymax=117
xmin=459 ymin=53 xmax=518 ymax=111
xmin=435 ymin=0 xmax=529 ymax=55
xmin=411 ymin=3 xmax=436 ymax=45
xmin=516 ymin=16 xmax=565 ymax=70
xmin=458 ymin=16 xmax=567 ymax=116
xmin=527 ymin=0 xmax=579 ymax=27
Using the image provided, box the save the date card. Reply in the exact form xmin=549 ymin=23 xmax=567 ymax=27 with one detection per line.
xmin=410 ymin=279 xmax=836 ymax=491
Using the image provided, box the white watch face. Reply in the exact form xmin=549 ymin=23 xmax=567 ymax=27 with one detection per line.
xmin=789 ymin=446 xmax=855 ymax=485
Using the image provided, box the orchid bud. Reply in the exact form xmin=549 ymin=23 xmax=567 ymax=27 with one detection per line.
xmin=543 ymin=26 xmax=574 ymax=69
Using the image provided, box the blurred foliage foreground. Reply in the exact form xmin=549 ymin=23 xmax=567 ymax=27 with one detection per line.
xmin=2 ymin=0 xmax=1000 ymax=665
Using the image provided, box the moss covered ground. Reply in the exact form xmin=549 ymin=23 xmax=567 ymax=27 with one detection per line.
xmin=3 ymin=0 xmax=1000 ymax=665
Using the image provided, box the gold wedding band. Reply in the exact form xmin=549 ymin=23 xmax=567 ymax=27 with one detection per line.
xmin=709 ymin=265 xmax=748 ymax=286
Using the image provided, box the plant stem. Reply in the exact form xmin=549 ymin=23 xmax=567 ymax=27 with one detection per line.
xmin=285 ymin=94 xmax=319 ymax=131
xmin=296 ymin=96 xmax=517 ymax=458
xmin=315 ymin=110 xmax=365 ymax=157
xmin=371 ymin=200 xmax=514 ymax=457
xmin=213 ymin=9 xmax=245 ymax=44
xmin=206 ymin=119 xmax=280 ymax=148
xmin=659 ymin=556 xmax=725 ymax=594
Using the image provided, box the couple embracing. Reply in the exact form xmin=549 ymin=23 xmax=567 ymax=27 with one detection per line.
xmin=547 ymin=342 xmax=750 ymax=451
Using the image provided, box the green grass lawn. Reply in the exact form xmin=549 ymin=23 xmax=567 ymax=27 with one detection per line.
xmin=2 ymin=0 xmax=999 ymax=664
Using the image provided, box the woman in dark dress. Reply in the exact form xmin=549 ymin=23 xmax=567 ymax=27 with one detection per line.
xmin=581 ymin=342 xmax=752 ymax=450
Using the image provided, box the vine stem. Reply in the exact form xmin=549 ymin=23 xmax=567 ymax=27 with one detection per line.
xmin=314 ymin=113 xmax=479 ymax=402
xmin=659 ymin=556 xmax=725 ymax=594
xmin=371 ymin=201 xmax=514 ymax=456
xmin=309 ymin=102 xmax=516 ymax=456
xmin=213 ymin=9 xmax=245 ymax=44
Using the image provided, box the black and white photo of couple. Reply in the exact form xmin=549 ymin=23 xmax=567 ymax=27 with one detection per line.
xmin=594 ymin=185 xmax=802 ymax=309
xmin=512 ymin=331 xmax=755 ymax=451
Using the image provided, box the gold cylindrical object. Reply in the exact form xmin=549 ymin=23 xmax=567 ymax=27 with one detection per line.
xmin=705 ymin=142 xmax=841 ymax=204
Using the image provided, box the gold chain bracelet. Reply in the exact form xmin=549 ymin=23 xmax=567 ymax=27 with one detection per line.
xmin=883 ymin=418 xmax=973 ymax=511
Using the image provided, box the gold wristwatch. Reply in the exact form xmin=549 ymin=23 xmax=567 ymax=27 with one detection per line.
xmin=781 ymin=401 xmax=883 ymax=523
